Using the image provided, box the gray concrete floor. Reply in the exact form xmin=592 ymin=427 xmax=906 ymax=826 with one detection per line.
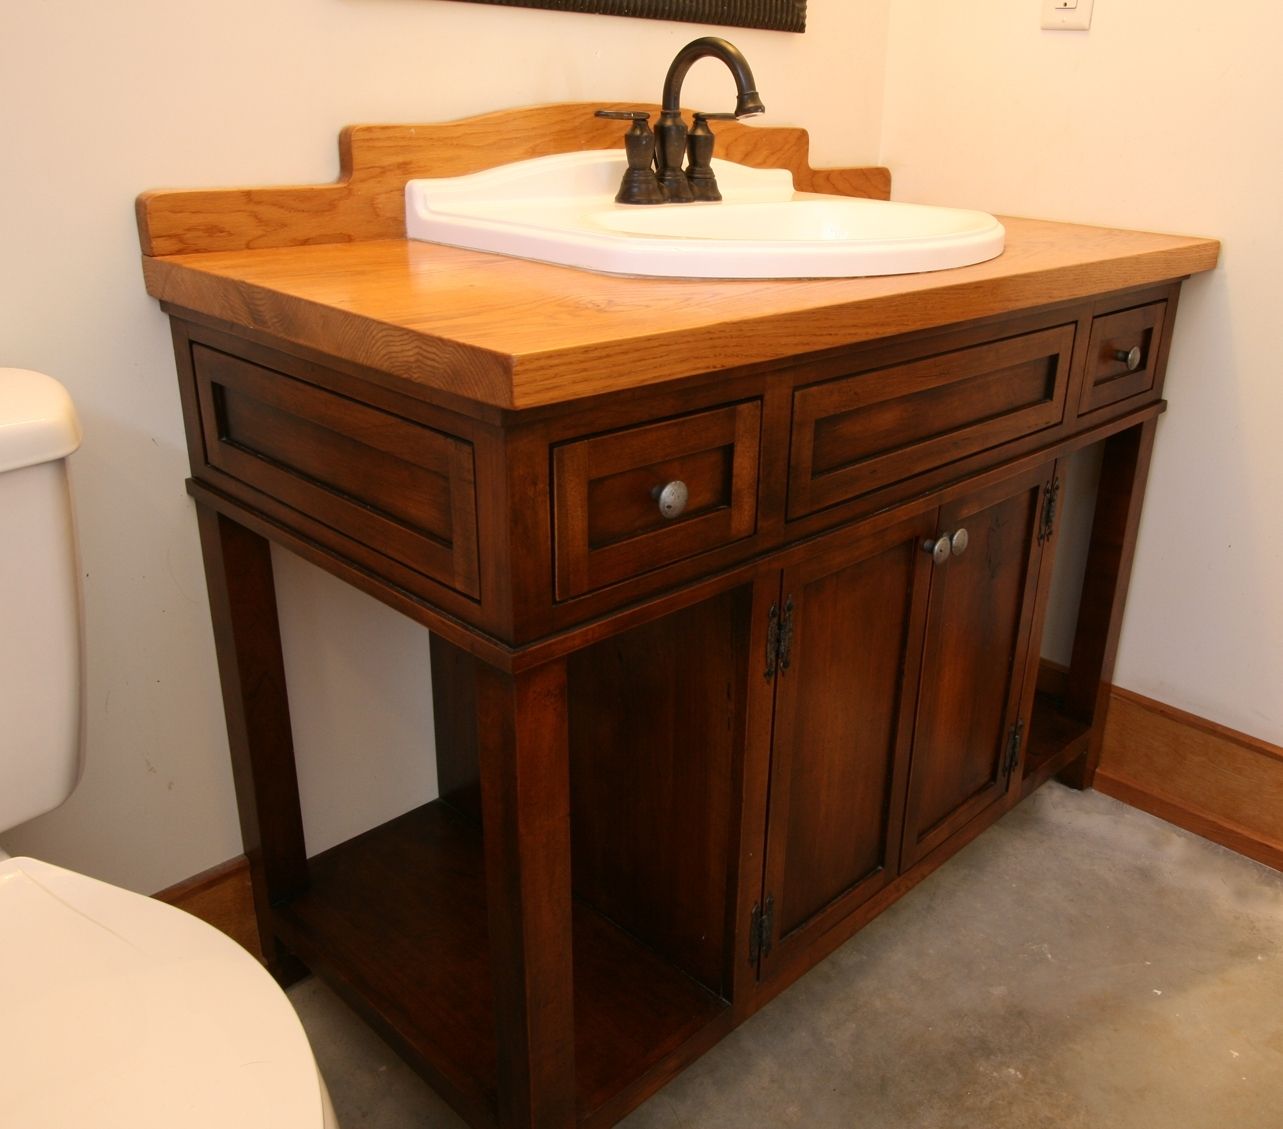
xmin=290 ymin=783 xmax=1283 ymax=1128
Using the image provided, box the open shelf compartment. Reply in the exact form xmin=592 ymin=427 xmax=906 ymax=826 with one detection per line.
xmin=272 ymin=800 xmax=728 ymax=1129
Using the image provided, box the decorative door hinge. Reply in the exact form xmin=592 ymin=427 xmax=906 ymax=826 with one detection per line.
xmin=778 ymin=596 xmax=795 ymax=673
xmin=1038 ymin=476 xmax=1061 ymax=544
xmin=764 ymin=596 xmax=795 ymax=680
xmin=1004 ymin=719 xmax=1026 ymax=779
xmin=764 ymin=602 xmax=780 ymax=679
xmin=750 ymin=893 xmax=776 ymax=963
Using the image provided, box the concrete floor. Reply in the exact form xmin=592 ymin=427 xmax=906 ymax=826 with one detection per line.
xmin=290 ymin=783 xmax=1283 ymax=1128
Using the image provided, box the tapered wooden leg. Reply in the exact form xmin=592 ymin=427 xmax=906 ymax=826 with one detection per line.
xmin=476 ymin=659 xmax=576 ymax=1129
xmin=195 ymin=504 xmax=308 ymax=981
xmin=1060 ymin=418 xmax=1159 ymax=789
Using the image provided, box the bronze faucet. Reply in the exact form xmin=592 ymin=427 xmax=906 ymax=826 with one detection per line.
xmin=597 ymin=37 xmax=764 ymax=205
xmin=656 ymin=37 xmax=765 ymax=203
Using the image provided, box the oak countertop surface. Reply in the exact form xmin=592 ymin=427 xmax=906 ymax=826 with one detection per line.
xmin=142 ymin=217 xmax=1219 ymax=411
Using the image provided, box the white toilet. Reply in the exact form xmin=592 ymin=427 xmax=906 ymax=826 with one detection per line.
xmin=0 ymin=368 xmax=338 ymax=1129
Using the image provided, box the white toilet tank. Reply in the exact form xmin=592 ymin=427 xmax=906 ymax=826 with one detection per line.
xmin=0 ymin=368 xmax=84 ymax=834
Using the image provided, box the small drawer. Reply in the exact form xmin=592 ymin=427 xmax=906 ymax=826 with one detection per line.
xmin=1078 ymin=301 xmax=1167 ymax=416
xmin=553 ymin=401 xmax=761 ymax=600
xmin=192 ymin=344 xmax=480 ymax=598
xmin=788 ymin=324 xmax=1075 ymax=519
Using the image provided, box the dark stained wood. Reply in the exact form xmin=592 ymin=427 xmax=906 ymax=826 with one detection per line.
xmin=475 ymin=659 xmax=576 ymax=1129
xmin=194 ymin=506 xmax=307 ymax=983
xmin=553 ymin=401 xmax=761 ymax=599
xmin=146 ymin=109 xmax=1218 ymax=1129
xmin=759 ymin=512 xmax=934 ymax=977
xmin=900 ymin=463 xmax=1050 ymax=869
xmin=194 ymin=343 xmax=481 ymax=598
xmin=430 ymin=634 xmax=483 ymax=823
xmin=1060 ymin=418 xmax=1161 ymax=788
xmin=271 ymin=801 xmax=727 ymax=1129
xmin=1078 ymin=300 xmax=1166 ymax=416
xmin=789 ymin=324 xmax=1074 ymax=518
xmin=567 ymin=587 xmax=753 ymax=998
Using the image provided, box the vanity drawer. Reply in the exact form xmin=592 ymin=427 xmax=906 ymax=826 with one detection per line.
xmin=553 ymin=401 xmax=761 ymax=600
xmin=192 ymin=345 xmax=480 ymax=599
xmin=788 ymin=324 xmax=1075 ymax=519
xmin=1078 ymin=301 xmax=1167 ymax=416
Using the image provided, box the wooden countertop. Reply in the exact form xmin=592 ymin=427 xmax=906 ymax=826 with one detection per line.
xmin=138 ymin=105 xmax=1219 ymax=411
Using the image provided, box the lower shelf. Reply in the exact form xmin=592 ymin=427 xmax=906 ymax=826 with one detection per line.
xmin=1022 ymin=689 xmax=1093 ymax=796
xmin=272 ymin=800 xmax=727 ymax=1128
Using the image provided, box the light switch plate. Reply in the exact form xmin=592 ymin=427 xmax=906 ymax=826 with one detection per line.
xmin=1041 ymin=0 xmax=1093 ymax=30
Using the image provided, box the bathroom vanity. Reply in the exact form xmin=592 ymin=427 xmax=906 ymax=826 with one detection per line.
xmin=138 ymin=104 xmax=1219 ymax=1129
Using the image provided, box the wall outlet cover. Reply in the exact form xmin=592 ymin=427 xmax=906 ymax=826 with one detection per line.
xmin=1041 ymin=0 xmax=1094 ymax=30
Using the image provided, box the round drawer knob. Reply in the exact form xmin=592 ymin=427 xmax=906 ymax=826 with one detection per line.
xmin=922 ymin=535 xmax=952 ymax=565
xmin=653 ymin=480 xmax=689 ymax=519
xmin=950 ymin=527 xmax=970 ymax=556
xmin=1114 ymin=345 xmax=1142 ymax=372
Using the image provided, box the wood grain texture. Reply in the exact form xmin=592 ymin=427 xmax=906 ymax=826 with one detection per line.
xmin=1095 ymin=687 xmax=1283 ymax=872
xmin=138 ymin=103 xmax=1217 ymax=411
xmin=141 ymin=220 xmax=1218 ymax=411
xmin=137 ymin=103 xmax=886 ymax=257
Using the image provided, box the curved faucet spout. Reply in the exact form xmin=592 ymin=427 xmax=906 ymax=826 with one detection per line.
xmin=661 ymin=37 xmax=765 ymax=119
xmin=653 ymin=37 xmax=764 ymax=203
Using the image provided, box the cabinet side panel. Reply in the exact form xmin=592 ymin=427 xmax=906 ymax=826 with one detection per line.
xmin=567 ymin=587 xmax=753 ymax=997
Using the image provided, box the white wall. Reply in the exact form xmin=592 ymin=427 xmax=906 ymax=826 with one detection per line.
xmin=881 ymin=1 xmax=1283 ymax=745
xmin=0 ymin=0 xmax=890 ymax=891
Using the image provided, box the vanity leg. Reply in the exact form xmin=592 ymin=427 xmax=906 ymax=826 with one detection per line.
xmin=1060 ymin=418 xmax=1159 ymax=789
xmin=476 ymin=659 xmax=576 ymax=1129
xmin=195 ymin=504 xmax=308 ymax=983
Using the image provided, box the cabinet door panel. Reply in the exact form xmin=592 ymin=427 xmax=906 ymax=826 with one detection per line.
xmin=759 ymin=512 xmax=935 ymax=978
xmin=900 ymin=465 xmax=1049 ymax=869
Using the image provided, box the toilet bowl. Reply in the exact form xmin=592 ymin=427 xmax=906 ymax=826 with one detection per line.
xmin=0 ymin=368 xmax=337 ymax=1128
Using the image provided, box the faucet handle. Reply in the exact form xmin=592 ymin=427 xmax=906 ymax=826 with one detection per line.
xmin=686 ymin=113 xmax=736 ymax=203
xmin=595 ymin=110 xmax=665 ymax=205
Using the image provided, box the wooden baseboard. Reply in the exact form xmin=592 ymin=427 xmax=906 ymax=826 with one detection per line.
xmin=1095 ymin=685 xmax=1283 ymax=872
xmin=154 ymin=855 xmax=262 ymax=961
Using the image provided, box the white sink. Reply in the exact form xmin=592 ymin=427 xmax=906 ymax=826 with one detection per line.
xmin=405 ymin=151 xmax=1004 ymax=280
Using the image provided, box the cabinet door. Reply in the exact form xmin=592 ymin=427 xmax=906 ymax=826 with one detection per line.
xmin=757 ymin=511 xmax=936 ymax=983
xmin=899 ymin=464 xmax=1052 ymax=870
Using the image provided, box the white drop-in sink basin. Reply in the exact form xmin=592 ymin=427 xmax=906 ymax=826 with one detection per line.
xmin=405 ymin=150 xmax=1004 ymax=280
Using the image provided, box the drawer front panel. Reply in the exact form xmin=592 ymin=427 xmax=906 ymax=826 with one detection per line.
xmin=788 ymin=325 xmax=1074 ymax=519
xmin=553 ymin=401 xmax=761 ymax=600
xmin=1079 ymin=301 xmax=1166 ymax=416
xmin=193 ymin=345 xmax=480 ymax=598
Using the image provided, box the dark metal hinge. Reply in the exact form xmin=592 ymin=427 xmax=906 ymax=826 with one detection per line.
xmin=778 ymin=596 xmax=795 ymax=673
xmin=764 ymin=596 xmax=795 ymax=680
xmin=764 ymin=602 xmax=780 ymax=680
xmin=749 ymin=893 xmax=775 ymax=963
xmin=1039 ymin=475 xmax=1061 ymax=544
xmin=1004 ymin=719 xmax=1026 ymax=779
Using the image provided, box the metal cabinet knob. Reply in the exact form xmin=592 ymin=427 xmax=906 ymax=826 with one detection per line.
xmin=653 ymin=480 xmax=689 ymax=519
xmin=922 ymin=535 xmax=952 ymax=565
xmin=1114 ymin=345 xmax=1142 ymax=371
xmin=950 ymin=527 xmax=969 ymax=556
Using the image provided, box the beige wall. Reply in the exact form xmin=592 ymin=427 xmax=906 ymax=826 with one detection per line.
xmin=881 ymin=1 xmax=1282 ymax=745
xmin=0 ymin=0 xmax=890 ymax=891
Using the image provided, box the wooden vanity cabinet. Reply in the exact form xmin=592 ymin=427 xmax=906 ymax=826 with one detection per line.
xmin=138 ymin=106 xmax=1218 ymax=1129
xmin=165 ymin=283 xmax=1178 ymax=1129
